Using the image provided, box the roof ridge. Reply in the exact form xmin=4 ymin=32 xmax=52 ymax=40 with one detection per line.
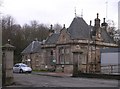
xmin=31 ymin=41 xmax=35 ymax=52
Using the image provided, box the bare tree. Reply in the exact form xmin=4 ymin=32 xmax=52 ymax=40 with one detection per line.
xmin=114 ymin=29 xmax=120 ymax=45
xmin=106 ymin=20 xmax=116 ymax=38
xmin=30 ymin=20 xmax=38 ymax=29
xmin=2 ymin=15 xmax=16 ymax=44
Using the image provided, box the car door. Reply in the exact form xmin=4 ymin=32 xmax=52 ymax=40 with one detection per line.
xmin=13 ymin=64 xmax=20 ymax=73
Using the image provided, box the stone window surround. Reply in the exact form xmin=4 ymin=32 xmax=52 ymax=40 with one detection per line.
xmin=58 ymin=46 xmax=71 ymax=64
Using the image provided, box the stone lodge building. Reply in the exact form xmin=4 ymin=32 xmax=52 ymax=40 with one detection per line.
xmin=21 ymin=13 xmax=118 ymax=73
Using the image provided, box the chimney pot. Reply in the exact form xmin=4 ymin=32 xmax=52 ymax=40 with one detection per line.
xmin=97 ymin=13 xmax=99 ymax=19
xmin=50 ymin=24 xmax=53 ymax=30
xmin=90 ymin=20 xmax=92 ymax=26
xmin=103 ymin=18 xmax=105 ymax=23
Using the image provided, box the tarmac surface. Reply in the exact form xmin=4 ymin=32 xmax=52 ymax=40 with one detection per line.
xmin=32 ymin=72 xmax=72 ymax=77
xmin=5 ymin=72 xmax=119 ymax=87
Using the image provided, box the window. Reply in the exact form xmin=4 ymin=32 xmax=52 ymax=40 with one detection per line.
xmin=60 ymin=55 xmax=64 ymax=64
xmin=65 ymin=55 xmax=70 ymax=64
xmin=59 ymin=47 xmax=64 ymax=64
xmin=81 ymin=55 xmax=86 ymax=64
xmin=92 ymin=46 xmax=95 ymax=50
xmin=61 ymin=49 xmax=64 ymax=54
xmin=65 ymin=48 xmax=69 ymax=54
xmin=59 ymin=47 xmax=71 ymax=64
xmin=51 ymin=50 xmax=53 ymax=55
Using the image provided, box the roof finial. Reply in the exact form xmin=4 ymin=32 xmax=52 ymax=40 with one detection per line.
xmin=97 ymin=13 xmax=99 ymax=19
xmin=81 ymin=9 xmax=83 ymax=18
xmin=74 ymin=7 xmax=77 ymax=17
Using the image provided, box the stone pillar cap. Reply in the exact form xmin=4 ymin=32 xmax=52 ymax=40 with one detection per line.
xmin=2 ymin=44 xmax=15 ymax=50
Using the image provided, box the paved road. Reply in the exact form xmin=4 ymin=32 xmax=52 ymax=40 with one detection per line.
xmin=7 ymin=73 xmax=118 ymax=87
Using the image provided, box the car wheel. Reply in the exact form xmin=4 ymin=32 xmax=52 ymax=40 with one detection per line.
xmin=19 ymin=69 xmax=23 ymax=73
xmin=28 ymin=71 xmax=32 ymax=73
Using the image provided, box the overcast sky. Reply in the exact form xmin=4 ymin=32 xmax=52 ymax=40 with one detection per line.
xmin=1 ymin=0 xmax=119 ymax=29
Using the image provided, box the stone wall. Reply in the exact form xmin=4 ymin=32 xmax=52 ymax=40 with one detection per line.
xmin=56 ymin=64 xmax=73 ymax=73
xmin=64 ymin=65 xmax=73 ymax=73
xmin=22 ymin=52 xmax=46 ymax=70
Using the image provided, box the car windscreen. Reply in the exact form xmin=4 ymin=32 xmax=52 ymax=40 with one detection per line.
xmin=20 ymin=65 xmax=28 ymax=67
xmin=14 ymin=65 xmax=20 ymax=67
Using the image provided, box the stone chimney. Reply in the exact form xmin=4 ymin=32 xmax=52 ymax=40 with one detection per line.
xmin=93 ymin=13 xmax=103 ymax=41
xmin=90 ymin=20 xmax=92 ymax=26
xmin=101 ymin=18 xmax=108 ymax=27
xmin=94 ymin=13 xmax=100 ymax=28
xmin=63 ymin=24 xmax=66 ymax=29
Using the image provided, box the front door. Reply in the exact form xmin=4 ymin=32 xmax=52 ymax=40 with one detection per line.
xmin=73 ymin=53 xmax=80 ymax=76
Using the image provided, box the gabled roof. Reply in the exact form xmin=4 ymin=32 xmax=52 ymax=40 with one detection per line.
xmin=21 ymin=41 xmax=41 ymax=54
xmin=68 ymin=17 xmax=90 ymax=40
xmin=45 ymin=33 xmax=59 ymax=44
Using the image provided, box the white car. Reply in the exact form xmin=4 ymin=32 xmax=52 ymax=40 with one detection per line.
xmin=13 ymin=63 xmax=32 ymax=73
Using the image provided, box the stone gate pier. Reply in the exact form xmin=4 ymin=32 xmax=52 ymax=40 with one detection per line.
xmin=2 ymin=43 xmax=15 ymax=86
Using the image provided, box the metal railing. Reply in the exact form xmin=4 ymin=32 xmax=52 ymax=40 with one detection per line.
xmin=101 ymin=64 xmax=120 ymax=75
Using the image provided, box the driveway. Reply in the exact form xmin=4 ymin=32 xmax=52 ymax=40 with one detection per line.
xmin=6 ymin=73 xmax=118 ymax=87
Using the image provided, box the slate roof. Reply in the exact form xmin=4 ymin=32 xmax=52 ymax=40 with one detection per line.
xmin=67 ymin=16 xmax=115 ymax=43
xmin=101 ymin=28 xmax=115 ymax=43
xmin=22 ymin=17 xmax=116 ymax=55
xmin=91 ymin=26 xmax=115 ymax=43
xmin=21 ymin=41 xmax=41 ymax=54
xmin=45 ymin=33 xmax=59 ymax=44
xmin=68 ymin=17 xmax=90 ymax=40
